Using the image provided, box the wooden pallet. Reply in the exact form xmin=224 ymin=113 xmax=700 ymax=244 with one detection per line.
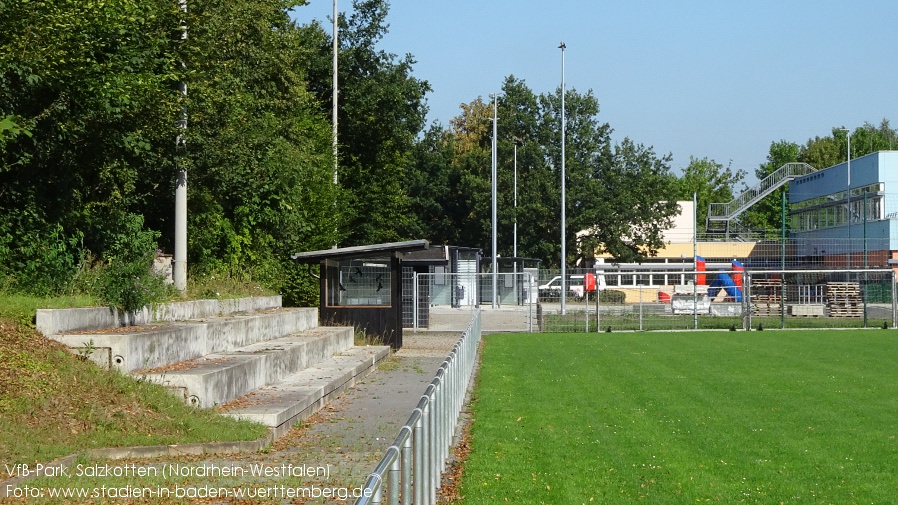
xmin=828 ymin=307 xmax=863 ymax=318
xmin=752 ymin=304 xmax=783 ymax=317
xmin=825 ymin=282 xmax=862 ymax=317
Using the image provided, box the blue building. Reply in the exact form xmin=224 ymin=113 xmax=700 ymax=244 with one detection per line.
xmin=789 ymin=151 xmax=898 ymax=267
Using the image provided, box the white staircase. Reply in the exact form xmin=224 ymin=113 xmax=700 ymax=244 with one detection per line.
xmin=706 ymin=162 xmax=817 ymax=233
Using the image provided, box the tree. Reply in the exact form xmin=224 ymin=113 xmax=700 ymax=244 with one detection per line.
xmin=297 ymin=0 xmax=431 ymax=246
xmin=576 ymin=139 xmax=680 ymax=263
xmin=405 ymin=78 xmax=680 ymax=268
xmin=741 ymin=140 xmax=800 ymax=232
xmin=674 ymin=157 xmax=746 ymax=231
xmin=400 ymin=124 xmax=460 ymax=244
xmin=177 ymin=0 xmax=339 ymax=281
xmin=0 ymin=0 xmax=183 ymax=293
xmin=0 ymin=0 xmax=340 ymax=298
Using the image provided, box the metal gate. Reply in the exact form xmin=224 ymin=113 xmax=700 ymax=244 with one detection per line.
xmin=407 ymin=272 xmax=537 ymax=333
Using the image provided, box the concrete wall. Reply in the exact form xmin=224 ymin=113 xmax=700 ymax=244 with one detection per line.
xmin=35 ymin=296 xmax=283 ymax=336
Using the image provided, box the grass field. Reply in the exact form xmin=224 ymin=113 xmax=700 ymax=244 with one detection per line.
xmin=456 ymin=330 xmax=898 ymax=504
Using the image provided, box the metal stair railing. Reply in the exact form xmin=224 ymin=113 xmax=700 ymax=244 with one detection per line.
xmin=707 ymin=162 xmax=817 ymax=223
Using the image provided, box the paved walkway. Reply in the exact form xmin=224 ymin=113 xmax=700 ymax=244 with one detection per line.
xmin=198 ymin=331 xmax=464 ymax=504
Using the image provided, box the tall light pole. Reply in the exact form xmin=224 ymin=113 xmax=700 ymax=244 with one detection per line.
xmin=173 ymin=0 xmax=188 ymax=292
xmin=491 ymin=94 xmax=498 ymax=309
xmin=332 ymin=0 xmax=339 ymax=187
xmin=840 ymin=127 xmax=851 ymax=267
xmin=559 ymin=41 xmax=567 ymax=314
xmin=513 ymin=139 xmax=519 ymax=305
xmin=513 ymin=140 xmax=519 ymax=261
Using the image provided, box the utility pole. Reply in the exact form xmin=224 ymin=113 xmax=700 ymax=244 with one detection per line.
xmin=173 ymin=0 xmax=188 ymax=292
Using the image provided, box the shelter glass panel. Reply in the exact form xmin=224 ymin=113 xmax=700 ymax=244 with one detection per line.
xmin=326 ymin=257 xmax=392 ymax=307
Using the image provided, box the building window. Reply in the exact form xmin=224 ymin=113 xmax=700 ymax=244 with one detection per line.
xmin=326 ymin=258 xmax=391 ymax=307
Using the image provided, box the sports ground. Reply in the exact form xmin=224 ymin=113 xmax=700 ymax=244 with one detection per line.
xmin=457 ymin=330 xmax=898 ymax=504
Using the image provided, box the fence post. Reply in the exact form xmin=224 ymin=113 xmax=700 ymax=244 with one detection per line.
xmin=892 ymin=270 xmax=898 ymax=328
xmin=528 ymin=273 xmax=534 ymax=333
xmin=585 ymin=291 xmax=589 ymax=333
xmin=637 ymin=286 xmax=642 ymax=331
xmin=413 ymin=409 xmax=424 ymax=505
xmin=413 ymin=272 xmax=419 ymax=331
xmin=388 ymin=449 xmax=400 ymax=505
xmin=745 ymin=272 xmax=752 ymax=331
xmin=421 ymin=397 xmax=432 ymax=504
xmin=429 ymin=385 xmax=438 ymax=504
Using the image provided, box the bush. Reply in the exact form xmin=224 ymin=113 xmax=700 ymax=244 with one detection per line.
xmin=10 ymin=225 xmax=82 ymax=297
xmin=97 ymin=258 xmax=171 ymax=313
xmin=95 ymin=214 xmax=171 ymax=313
xmin=599 ymin=289 xmax=626 ymax=304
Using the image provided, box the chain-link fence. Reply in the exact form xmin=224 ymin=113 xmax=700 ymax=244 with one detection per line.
xmin=537 ymin=268 xmax=897 ymax=332
xmin=404 ymin=269 xmax=896 ymax=333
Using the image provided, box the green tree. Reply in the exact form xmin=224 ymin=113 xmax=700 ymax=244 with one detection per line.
xmin=741 ymin=140 xmax=801 ymax=232
xmin=675 ymin=157 xmax=747 ymax=231
xmin=576 ymin=138 xmax=680 ymax=263
xmin=0 ymin=0 xmax=339 ymax=298
xmin=847 ymin=120 xmax=898 ymax=156
xmin=298 ymin=0 xmax=431 ymax=246
xmin=400 ymin=124 xmax=457 ymax=244
xmin=406 ymin=78 xmax=680 ymax=267
xmin=0 ymin=0 xmax=182 ymax=292
xmin=178 ymin=0 xmax=340 ymax=283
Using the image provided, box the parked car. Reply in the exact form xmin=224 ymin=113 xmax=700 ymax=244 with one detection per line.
xmin=539 ymin=275 xmax=586 ymax=298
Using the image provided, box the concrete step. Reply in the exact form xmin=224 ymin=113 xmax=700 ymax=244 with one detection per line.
xmin=221 ymin=345 xmax=391 ymax=437
xmin=50 ymin=307 xmax=319 ymax=372
xmin=137 ymin=326 xmax=354 ymax=408
xmin=37 ymin=296 xmax=284 ymax=335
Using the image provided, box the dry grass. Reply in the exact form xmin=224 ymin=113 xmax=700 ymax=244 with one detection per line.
xmin=0 ymin=318 xmax=268 ymax=465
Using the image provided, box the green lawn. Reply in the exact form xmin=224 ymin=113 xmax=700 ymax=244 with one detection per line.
xmin=458 ymin=330 xmax=898 ymax=504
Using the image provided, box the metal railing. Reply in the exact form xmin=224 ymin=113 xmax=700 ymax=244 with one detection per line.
xmin=355 ymin=310 xmax=482 ymax=505
xmin=707 ymin=162 xmax=817 ymax=223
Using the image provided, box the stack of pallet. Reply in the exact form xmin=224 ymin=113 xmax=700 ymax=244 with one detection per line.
xmin=751 ymin=278 xmax=784 ymax=316
xmin=826 ymin=281 xmax=863 ymax=317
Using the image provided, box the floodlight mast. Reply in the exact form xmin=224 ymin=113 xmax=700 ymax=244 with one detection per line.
xmin=559 ymin=41 xmax=567 ymax=315
xmin=332 ymin=0 xmax=339 ymax=187
xmin=491 ymin=94 xmax=499 ymax=309
xmin=173 ymin=0 xmax=188 ymax=292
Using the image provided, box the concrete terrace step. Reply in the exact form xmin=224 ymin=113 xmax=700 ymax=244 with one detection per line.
xmin=50 ymin=307 xmax=319 ymax=372
xmin=221 ymin=345 xmax=391 ymax=437
xmin=37 ymin=296 xmax=285 ymax=335
xmin=138 ymin=326 xmax=355 ymax=408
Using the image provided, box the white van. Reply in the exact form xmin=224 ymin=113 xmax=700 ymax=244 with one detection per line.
xmin=539 ymin=275 xmax=585 ymax=298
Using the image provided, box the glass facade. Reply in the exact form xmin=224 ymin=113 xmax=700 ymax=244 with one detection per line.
xmin=790 ymin=183 xmax=884 ymax=232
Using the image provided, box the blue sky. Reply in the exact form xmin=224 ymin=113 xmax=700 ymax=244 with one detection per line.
xmin=292 ymin=1 xmax=898 ymax=182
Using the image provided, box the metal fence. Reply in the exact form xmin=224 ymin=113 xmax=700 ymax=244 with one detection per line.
xmin=538 ymin=268 xmax=897 ymax=332
xmin=355 ymin=310 xmax=482 ymax=505
xmin=408 ymin=272 xmax=536 ymax=333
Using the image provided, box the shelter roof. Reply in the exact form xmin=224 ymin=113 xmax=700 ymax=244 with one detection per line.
xmin=291 ymin=240 xmax=430 ymax=263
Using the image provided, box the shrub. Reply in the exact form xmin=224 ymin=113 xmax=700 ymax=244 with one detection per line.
xmin=599 ymin=289 xmax=626 ymax=304
xmin=96 ymin=214 xmax=171 ymax=313
xmin=10 ymin=225 xmax=82 ymax=297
